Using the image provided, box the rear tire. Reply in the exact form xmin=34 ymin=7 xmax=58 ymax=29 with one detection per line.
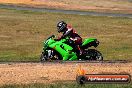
xmin=84 ymin=49 xmax=103 ymax=61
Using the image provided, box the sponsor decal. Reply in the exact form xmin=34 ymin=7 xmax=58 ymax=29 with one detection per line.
xmin=76 ymin=65 xmax=131 ymax=84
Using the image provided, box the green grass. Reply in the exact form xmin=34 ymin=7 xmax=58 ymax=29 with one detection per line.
xmin=0 ymin=82 xmax=132 ymax=88
xmin=0 ymin=8 xmax=132 ymax=61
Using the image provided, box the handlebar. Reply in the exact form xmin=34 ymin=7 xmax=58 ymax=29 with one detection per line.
xmin=46 ymin=35 xmax=69 ymax=43
xmin=46 ymin=35 xmax=55 ymax=40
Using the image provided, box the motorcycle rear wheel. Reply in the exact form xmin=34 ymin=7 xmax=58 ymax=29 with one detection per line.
xmin=84 ymin=49 xmax=103 ymax=61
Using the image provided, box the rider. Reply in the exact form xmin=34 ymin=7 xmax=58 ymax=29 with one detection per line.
xmin=56 ymin=21 xmax=83 ymax=55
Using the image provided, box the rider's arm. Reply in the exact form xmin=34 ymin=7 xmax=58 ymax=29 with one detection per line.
xmin=61 ymin=28 xmax=72 ymax=39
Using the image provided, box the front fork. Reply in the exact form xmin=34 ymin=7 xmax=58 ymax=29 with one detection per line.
xmin=45 ymin=50 xmax=54 ymax=59
xmin=42 ymin=49 xmax=54 ymax=59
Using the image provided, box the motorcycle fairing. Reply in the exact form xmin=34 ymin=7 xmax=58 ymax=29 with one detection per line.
xmin=81 ymin=38 xmax=99 ymax=49
xmin=44 ymin=38 xmax=78 ymax=60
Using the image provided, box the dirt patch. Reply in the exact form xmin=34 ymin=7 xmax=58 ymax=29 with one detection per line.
xmin=0 ymin=62 xmax=131 ymax=85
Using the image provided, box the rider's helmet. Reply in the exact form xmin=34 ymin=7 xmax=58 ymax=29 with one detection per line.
xmin=57 ymin=21 xmax=67 ymax=33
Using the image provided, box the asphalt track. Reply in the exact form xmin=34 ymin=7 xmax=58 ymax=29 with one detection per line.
xmin=0 ymin=4 xmax=132 ymax=18
xmin=0 ymin=60 xmax=130 ymax=64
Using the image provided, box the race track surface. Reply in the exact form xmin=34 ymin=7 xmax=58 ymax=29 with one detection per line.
xmin=0 ymin=62 xmax=131 ymax=85
xmin=0 ymin=4 xmax=132 ymax=18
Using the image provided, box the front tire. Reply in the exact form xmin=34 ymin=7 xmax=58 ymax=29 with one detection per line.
xmin=40 ymin=50 xmax=62 ymax=62
xmin=40 ymin=52 xmax=47 ymax=61
xmin=84 ymin=49 xmax=103 ymax=61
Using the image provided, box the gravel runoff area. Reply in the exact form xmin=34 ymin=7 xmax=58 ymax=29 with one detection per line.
xmin=0 ymin=62 xmax=131 ymax=85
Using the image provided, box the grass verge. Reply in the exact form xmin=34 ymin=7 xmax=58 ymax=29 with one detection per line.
xmin=0 ymin=82 xmax=132 ymax=88
xmin=0 ymin=8 xmax=132 ymax=61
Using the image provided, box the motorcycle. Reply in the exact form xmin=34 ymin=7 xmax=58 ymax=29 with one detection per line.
xmin=40 ymin=35 xmax=103 ymax=61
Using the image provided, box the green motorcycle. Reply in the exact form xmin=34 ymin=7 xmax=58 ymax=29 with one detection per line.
xmin=40 ymin=35 xmax=103 ymax=61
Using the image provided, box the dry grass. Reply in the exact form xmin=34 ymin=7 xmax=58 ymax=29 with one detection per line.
xmin=0 ymin=0 xmax=132 ymax=13
xmin=0 ymin=8 xmax=132 ymax=61
xmin=0 ymin=0 xmax=66 ymax=9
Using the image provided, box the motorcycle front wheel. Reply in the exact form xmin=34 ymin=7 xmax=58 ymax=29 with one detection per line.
xmin=40 ymin=50 xmax=62 ymax=62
